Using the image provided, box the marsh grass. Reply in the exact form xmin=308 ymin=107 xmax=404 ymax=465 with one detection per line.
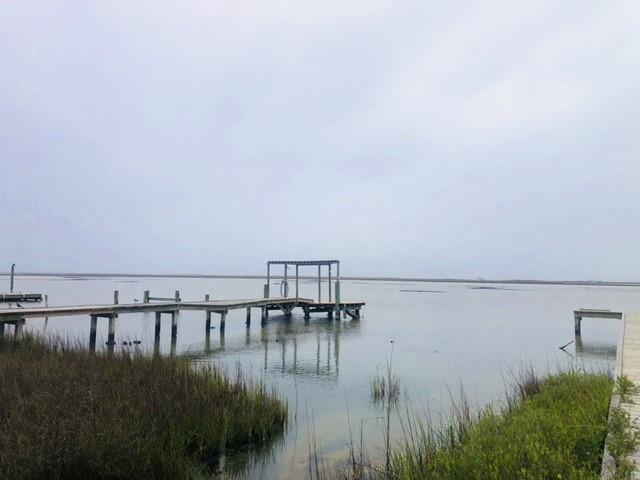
xmin=370 ymin=370 xmax=401 ymax=405
xmin=0 ymin=334 xmax=287 ymax=480
xmin=331 ymin=369 xmax=617 ymax=480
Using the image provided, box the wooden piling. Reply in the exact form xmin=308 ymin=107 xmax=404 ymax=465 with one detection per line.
xmin=143 ymin=290 xmax=150 ymax=303
xmin=15 ymin=318 xmax=24 ymax=338
xmin=175 ymin=290 xmax=180 ymax=302
xmin=261 ymin=307 xmax=267 ymax=326
xmin=205 ymin=311 xmax=212 ymax=331
xmin=89 ymin=315 xmax=98 ymax=350
xmin=574 ymin=313 xmax=581 ymax=335
xmin=246 ymin=307 xmax=251 ymax=326
xmin=155 ymin=312 xmax=161 ymax=340
xmin=171 ymin=311 xmax=178 ymax=338
xmin=0 ymin=322 xmax=5 ymax=337
xmin=107 ymin=315 xmax=115 ymax=350
xmin=220 ymin=311 xmax=227 ymax=332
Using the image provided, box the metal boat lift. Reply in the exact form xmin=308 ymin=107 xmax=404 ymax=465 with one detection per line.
xmin=265 ymin=259 xmax=340 ymax=312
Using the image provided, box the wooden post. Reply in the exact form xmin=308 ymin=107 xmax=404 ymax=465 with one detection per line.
xmin=0 ymin=322 xmax=5 ymax=338
xmin=175 ymin=290 xmax=180 ymax=302
xmin=574 ymin=313 xmax=581 ymax=335
xmin=355 ymin=308 xmax=360 ymax=319
xmin=143 ymin=290 xmax=150 ymax=303
xmin=261 ymin=307 xmax=267 ymax=326
xmin=246 ymin=307 xmax=251 ymax=326
xmin=220 ymin=311 xmax=226 ymax=332
xmin=328 ymin=310 xmax=333 ymax=320
xmin=335 ymin=280 xmax=341 ymax=319
xmin=329 ymin=264 xmax=332 ymax=302
xmin=205 ymin=311 xmax=212 ymax=332
xmin=205 ymin=294 xmax=210 ymax=301
xmin=303 ymin=306 xmax=310 ymax=320
xmin=295 ymin=264 xmax=299 ymax=298
xmin=107 ymin=315 xmax=115 ymax=351
xmin=318 ymin=265 xmax=321 ymax=302
xmin=15 ymin=318 xmax=25 ymax=339
xmin=113 ymin=290 xmax=119 ymax=305
xmin=9 ymin=263 xmax=15 ymax=293
xmin=155 ymin=312 xmax=161 ymax=341
xmin=90 ymin=315 xmax=98 ymax=351
xmin=171 ymin=311 xmax=178 ymax=338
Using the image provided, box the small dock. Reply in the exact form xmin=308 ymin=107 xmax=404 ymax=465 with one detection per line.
xmin=0 ymin=293 xmax=42 ymax=303
xmin=599 ymin=313 xmax=640 ymax=479
xmin=0 ymin=296 xmax=364 ymax=350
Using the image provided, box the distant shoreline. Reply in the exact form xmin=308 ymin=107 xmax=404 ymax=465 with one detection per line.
xmin=1 ymin=272 xmax=639 ymax=287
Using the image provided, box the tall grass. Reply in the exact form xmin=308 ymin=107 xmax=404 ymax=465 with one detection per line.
xmin=0 ymin=335 xmax=287 ymax=479
xmin=332 ymin=369 xmax=618 ymax=480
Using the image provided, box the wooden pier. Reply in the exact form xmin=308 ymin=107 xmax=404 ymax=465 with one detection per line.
xmin=0 ymin=295 xmax=365 ymax=351
xmin=0 ymin=293 xmax=42 ymax=303
xmin=573 ymin=308 xmax=623 ymax=335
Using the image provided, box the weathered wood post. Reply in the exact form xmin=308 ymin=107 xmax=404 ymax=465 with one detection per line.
xmin=303 ymin=306 xmax=310 ymax=320
xmin=143 ymin=290 xmax=150 ymax=303
xmin=155 ymin=312 xmax=161 ymax=341
xmin=113 ymin=290 xmax=119 ymax=305
xmin=246 ymin=307 xmax=251 ymax=326
xmin=334 ymin=261 xmax=341 ymax=318
xmin=204 ymin=295 xmax=211 ymax=335
xmin=0 ymin=322 xmax=5 ymax=338
xmin=574 ymin=312 xmax=581 ymax=335
xmin=15 ymin=318 xmax=25 ymax=339
xmin=89 ymin=315 xmax=98 ymax=351
xmin=219 ymin=311 xmax=227 ymax=332
xmin=175 ymin=290 xmax=180 ymax=302
xmin=261 ymin=306 xmax=267 ymax=326
xmin=171 ymin=311 xmax=178 ymax=338
xmin=9 ymin=263 xmax=15 ymax=293
xmin=107 ymin=314 xmax=115 ymax=352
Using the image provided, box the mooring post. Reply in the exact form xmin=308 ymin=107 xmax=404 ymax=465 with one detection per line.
xmin=171 ymin=311 xmax=178 ymax=338
xmin=219 ymin=311 xmax=226 ymax=332
xmin=89 ymin=315 xmax=98 ymax=351
xmin=574 ymin=313 xmax=581 ymax=335
xmin=9 ymin=263 xmax=15 ymax=293
xmin=261 ymin=306 xmax=267 ymax=326
xmin=0 ymin=322 xmax=5 ymax=338
xmin=143 ymin=290 xmax=150 ymax=303
xmin=246 ymin=307 xmax=251 ymax=326
xmin=15 ymin=318 xmax=25 ymax=339
xmin=107 ymin=314 xmax=115 ymax=352
xmin=205 ymin=311 xmax=212 ymax=332
xmin=155 ymin=312 xmax=162 ymax=341
xmin=334 ymin=280 xmax=341 ymax=319
xmin=175 ymin=290 xmax=180 ymax=302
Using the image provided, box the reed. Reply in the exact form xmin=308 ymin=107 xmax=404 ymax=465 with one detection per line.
xmin=333 ymin=369 xmax=620 ymax=480
xmin=0 ymin=334 xmax=287 ymax=480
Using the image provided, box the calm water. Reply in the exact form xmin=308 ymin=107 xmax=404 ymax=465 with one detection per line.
xmin=8 ymin=275 xmax=637 ymax=478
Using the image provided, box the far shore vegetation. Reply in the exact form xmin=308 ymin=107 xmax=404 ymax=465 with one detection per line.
xmin=329 ymin=369 xmax=636 ymax=480
xmin=0 ymin=334 xmax=288 ymax=480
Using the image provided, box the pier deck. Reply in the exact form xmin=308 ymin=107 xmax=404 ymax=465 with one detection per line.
xmin=0 ymin=295 xmax=365 ymax=351
xmin=598 ymin=313 xmax=640 ymax=479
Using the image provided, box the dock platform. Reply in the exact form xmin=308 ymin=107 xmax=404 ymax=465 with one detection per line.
xmin=0 ymin=293 xmax=42 ymax=303
xmin=0 ymin=295 xmax=365 ymax=351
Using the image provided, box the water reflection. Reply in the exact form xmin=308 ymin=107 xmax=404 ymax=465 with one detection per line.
xmin=185 ymin=315 xmax=361 ymax=382
xmin=574 ymin=334 xmax=617 ymax=362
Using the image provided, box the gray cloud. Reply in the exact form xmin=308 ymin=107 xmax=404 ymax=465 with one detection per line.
xmin=1 ymin=1 xmax=639 ymax=280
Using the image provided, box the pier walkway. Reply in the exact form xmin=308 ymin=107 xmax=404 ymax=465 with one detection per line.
xmin=0 ymin=295 xmax=365 ymax=351
xmin=600 ymin=313 xmax=640 ymax=479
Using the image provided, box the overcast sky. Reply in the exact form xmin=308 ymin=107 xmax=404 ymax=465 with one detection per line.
xmin=1 ymin=1 xmax=639 ymax=280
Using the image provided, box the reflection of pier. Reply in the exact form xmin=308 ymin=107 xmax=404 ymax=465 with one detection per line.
xmin=187 ymin=315 xmax=360 ymax=381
